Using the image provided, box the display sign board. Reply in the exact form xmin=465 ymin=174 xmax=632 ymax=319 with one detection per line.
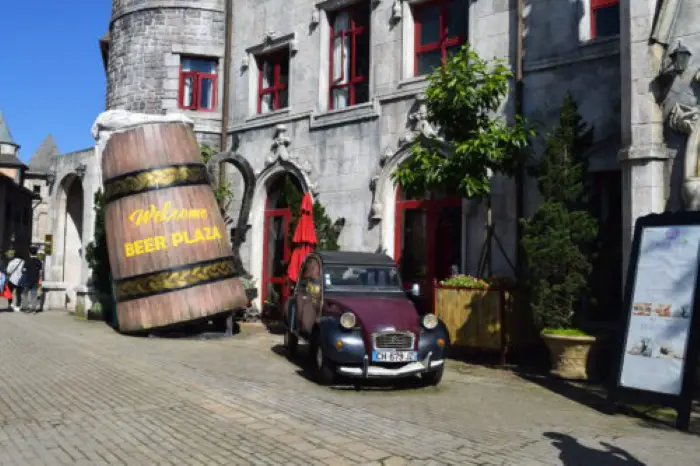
xmin=609 ymin=212 xmax=700 ymax=431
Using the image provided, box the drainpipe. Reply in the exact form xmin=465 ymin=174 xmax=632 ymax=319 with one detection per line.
xmin=514 ymin=0 xmax=525 ymax=281
xmin=219 ymin=0 xmax=233 ymax=188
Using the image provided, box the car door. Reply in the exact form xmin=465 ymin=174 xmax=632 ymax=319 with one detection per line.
xmin=298 ymin=256 xmax=321 ymax=335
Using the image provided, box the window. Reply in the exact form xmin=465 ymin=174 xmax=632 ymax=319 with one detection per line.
xmin=325 ymin=265 xmax=401 ymax=290
xmin=257 ymin=50 xmax=290 ymax=114
xmin=179 ymin=57 xmax=218 ymax=111
xmin=413 ymin=0 xmax=468 ymax=76
xmin=591 ymin=0 xmax=620 ymax=38
xmin=329 ymin=2 xmax=370 ymax=110
xmin=33 ymin=185 xmax=41 ymax=195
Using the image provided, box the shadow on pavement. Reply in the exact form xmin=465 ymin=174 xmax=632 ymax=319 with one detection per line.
xmin=517 ymin=370 xmax=700 ymax=435
xmin=544 ymin=432 xmax=646 ymax=465
xmin=270 ymin=343 xmax=437 ymax=392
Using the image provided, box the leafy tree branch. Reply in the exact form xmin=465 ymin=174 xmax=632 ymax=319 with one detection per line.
xmin=392 ymin=44 xmax=532 ymax=199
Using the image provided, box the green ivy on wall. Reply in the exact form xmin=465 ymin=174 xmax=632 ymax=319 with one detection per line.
xmin=279 ymin=175 xmax=340 ymax=251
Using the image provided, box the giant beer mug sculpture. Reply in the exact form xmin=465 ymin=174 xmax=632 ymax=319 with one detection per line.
xmin=95 ymin=111 xmax=252 ymax=333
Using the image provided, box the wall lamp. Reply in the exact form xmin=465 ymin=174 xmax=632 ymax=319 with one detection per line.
xmin=669 ymin=41 xmax=692 ymax=75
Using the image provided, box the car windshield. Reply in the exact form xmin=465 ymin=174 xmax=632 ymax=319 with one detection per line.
xmin=324 ymin=265 xmax=402 ymax=291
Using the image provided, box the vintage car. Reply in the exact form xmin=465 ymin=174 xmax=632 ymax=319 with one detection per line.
xmin=282 ymin=251 xmax=449 ymax=386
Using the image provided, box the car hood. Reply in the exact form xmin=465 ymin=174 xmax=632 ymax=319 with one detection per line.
xmin=325 ymin=295 xmax=420 ymax=348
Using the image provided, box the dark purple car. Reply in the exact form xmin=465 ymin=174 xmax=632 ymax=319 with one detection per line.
xmin=283 ymin=251 xmax=449 ymax=386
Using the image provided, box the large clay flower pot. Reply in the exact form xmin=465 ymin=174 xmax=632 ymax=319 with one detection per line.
xmin=541 ymin=332 xmax=597 ymax=380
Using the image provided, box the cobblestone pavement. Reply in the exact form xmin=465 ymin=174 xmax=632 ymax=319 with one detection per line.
xmin=0 ymin=312 xmax=698 ymax=465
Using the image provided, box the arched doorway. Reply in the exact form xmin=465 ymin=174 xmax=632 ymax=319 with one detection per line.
xmin=394 ymin=186 xmax=462 ymax=314
xmin=261 ymin=174 xmax=303 ymax=320
xmin=62 ymin=177 xmax=83 ymax=288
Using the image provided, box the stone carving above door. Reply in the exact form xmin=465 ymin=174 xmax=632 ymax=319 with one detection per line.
xmin=262 ymin=124 xmax=318 ymax=196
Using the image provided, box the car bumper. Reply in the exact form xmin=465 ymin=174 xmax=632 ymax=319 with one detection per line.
xmin=336 ymin=352 xmax=444 ymax=379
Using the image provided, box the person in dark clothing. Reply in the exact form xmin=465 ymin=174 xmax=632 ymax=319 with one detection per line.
xmin=22 ymin=247 xmax=43 ymax=313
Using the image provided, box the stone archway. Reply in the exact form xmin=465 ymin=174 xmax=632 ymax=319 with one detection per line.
xmin=52 ymin=174 xmax=84 ymax=309
xmin=249 ymin=162 xmax=311 ymax=311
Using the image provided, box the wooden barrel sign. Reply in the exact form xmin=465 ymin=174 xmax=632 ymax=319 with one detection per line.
xmin=102 ymin=122 xmax=247 ymax=333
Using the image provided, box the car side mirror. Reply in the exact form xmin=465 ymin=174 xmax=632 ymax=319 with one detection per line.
xmin=411 ymin=283 xmax=420 ymax=297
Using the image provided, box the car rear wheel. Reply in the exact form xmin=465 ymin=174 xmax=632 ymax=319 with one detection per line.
xmin=312 ymin=341 xmax=335 ymax=386
xmin=284 ymin=327 xmax=298 ymax=359
xmin=422 ymin=365 xmax=444 ymax=386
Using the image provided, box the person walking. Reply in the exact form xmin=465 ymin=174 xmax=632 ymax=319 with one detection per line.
xmin=22 ymin=247 xmax=43 ymax=313
xmin=5 ymin=252 xmax=25 ymax=312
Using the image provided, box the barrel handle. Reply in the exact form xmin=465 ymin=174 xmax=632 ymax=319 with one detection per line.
xmin=206 ymin=152 xmax=257 ymax=278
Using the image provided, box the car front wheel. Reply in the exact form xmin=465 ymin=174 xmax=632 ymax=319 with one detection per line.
xmin=312 ymin=341 xmax=335 ymax=386
xmin=422 ymin=365 xmax=444 ymax=386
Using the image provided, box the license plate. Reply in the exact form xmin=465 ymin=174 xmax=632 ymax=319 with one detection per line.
xmin=372 ymin=350 xmax=418 ymax=363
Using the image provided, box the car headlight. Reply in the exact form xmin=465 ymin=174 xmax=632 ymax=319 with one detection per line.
xmin=339 ymin=312 xmax=356 ymax=329
xmin=422 ymin=313 xmax=439 ymax=330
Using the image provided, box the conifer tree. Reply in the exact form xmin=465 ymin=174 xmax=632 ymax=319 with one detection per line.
xmin=521 ymin=93 xmax=598 ymax=331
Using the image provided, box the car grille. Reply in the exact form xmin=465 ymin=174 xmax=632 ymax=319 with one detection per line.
xmin=373 ymin=331 xmax=415 ymax=350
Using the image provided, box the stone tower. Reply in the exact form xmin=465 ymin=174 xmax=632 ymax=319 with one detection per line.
xmin=104 ymin=0 xmax=226 ymax=148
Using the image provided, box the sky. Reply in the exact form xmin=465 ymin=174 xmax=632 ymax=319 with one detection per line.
xmin=0 ymin=1 xmax=111 ymax=163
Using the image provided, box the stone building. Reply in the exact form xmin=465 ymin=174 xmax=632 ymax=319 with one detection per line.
xmin=24 ymin=135 xmax=60 ymax=253
xmin=0 ymin=111 xmax=38 ymax=258
xmin=37 ymin=0 xmax=700 ymax=326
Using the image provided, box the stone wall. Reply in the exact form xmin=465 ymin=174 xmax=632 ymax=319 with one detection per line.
xmin=523 ymin=0 xmax=622 ymax=213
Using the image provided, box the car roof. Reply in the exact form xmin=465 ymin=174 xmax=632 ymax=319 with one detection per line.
xmin=315 ymin=251 xmax=396 ymax=267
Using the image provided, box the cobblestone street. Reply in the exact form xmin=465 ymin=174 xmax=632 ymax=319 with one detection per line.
xmin=0 ymin=312 xmax=697 ymax=465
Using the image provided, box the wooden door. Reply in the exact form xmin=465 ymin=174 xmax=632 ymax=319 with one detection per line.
xmin=262 ymin=208 xmax=291 ymax=320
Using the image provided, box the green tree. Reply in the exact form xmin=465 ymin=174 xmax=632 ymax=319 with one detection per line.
xmin=392 ymin=43 xmax=532 ymax=199
xmin=520 ymin=93 xmax=597 ymax=331
xmin=85 ymin=190 xmax=112 ymax=304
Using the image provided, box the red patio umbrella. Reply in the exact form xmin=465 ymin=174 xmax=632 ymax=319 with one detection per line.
xmin=287 ymin=193 xmax=318 ymax=282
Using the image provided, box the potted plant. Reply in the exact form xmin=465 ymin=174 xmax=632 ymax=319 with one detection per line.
xmin=521 ymin=93 xmax=599 ymax=380
xmin=435 ymin=274 xmax=534 ymax=354
xmin=240 ymin=277 xmax=258 ymax=305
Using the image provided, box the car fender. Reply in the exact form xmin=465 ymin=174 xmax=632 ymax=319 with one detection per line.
xmin=317 ymin=316 xmax=367 ymax=364
xmin=417 ymin=320 xmax=450 ymax=360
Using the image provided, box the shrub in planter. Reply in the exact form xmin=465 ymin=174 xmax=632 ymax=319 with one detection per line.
xmin=436 ymin=274 xmax=534 ymax=352
xmin=521 ymin=93 xmax=599 ymax=380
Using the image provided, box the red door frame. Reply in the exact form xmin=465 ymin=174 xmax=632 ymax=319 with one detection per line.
xmin=261 ymin=205 xmax=292 ymax=319
xmin=394 ymin=187 xmax=462 ymax=313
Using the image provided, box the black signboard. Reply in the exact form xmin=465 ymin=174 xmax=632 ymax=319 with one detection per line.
xmin=608 ymin=211 xmax=700 ymax=430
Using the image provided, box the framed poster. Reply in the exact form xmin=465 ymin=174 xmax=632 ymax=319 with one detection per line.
xmin=609 ymin=212 xmax=700 ymax=431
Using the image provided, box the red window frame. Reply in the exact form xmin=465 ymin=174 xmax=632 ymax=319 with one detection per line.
xmin=178 ymin=58 xmax=218 ymax=112
xmin=257 ymin=50 xmax=290 ymax=114
xmin=413 ymin=0 xmax=467 ymax=76
xmin=590 ymin=0 xmax=620 ymax=39
xmin=328 ymin=4 xmax=370 ymax=110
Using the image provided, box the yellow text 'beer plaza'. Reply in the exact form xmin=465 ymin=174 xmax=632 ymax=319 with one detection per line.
xmin=124 ymin=201 xmax=223 ymax=258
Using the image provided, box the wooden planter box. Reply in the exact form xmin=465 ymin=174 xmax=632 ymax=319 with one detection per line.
xmin=435 ymin=284 xmax=537 ymax=363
